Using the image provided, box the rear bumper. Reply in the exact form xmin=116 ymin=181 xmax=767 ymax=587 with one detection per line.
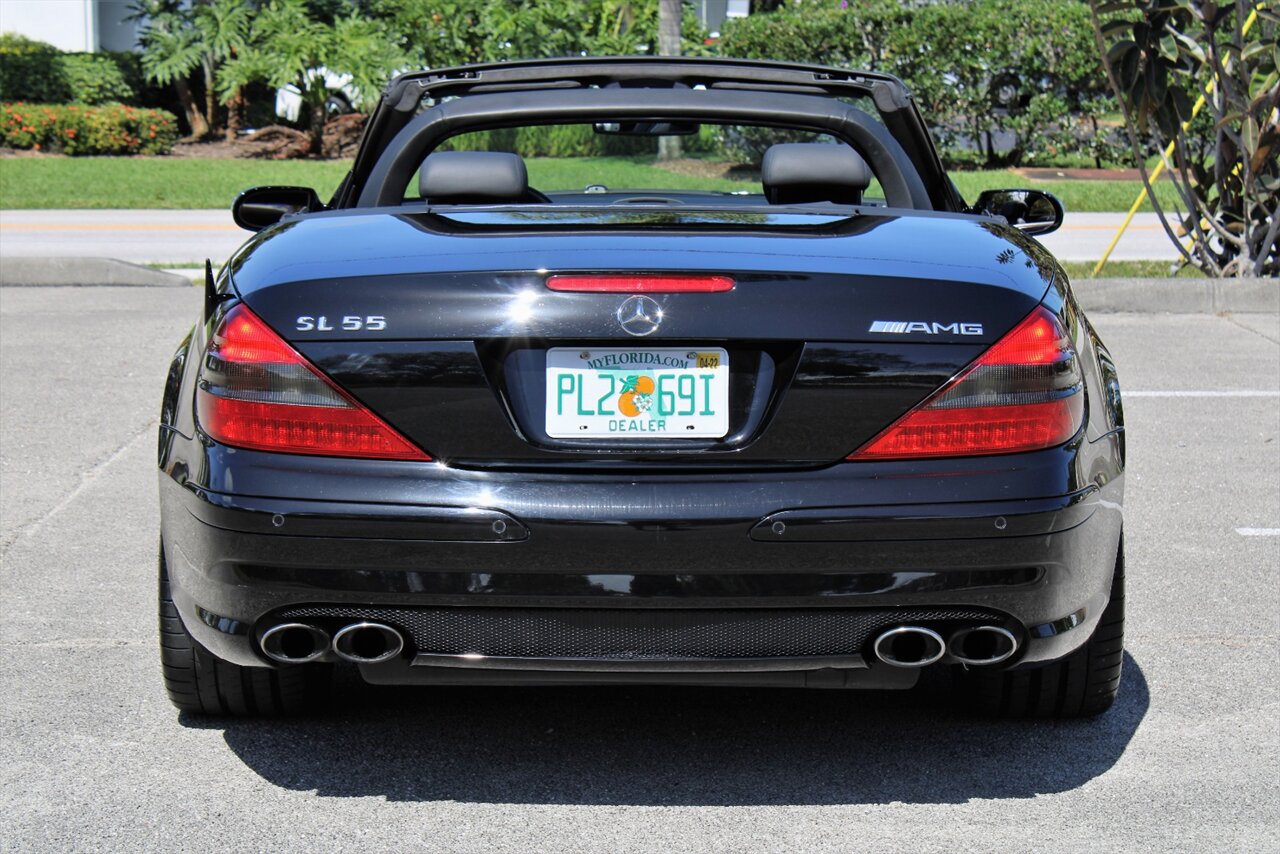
xmin=159 ymin=447 xmax=1124 ymax=682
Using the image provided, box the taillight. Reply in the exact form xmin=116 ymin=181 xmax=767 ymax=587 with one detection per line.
xmin=848 ymin=306 xmax=1084 ymax=460
xmin=195 ymin=304 xmax=429 ymax=460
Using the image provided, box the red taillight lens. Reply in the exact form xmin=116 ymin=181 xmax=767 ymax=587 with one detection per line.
xmin=848 ymin=306 xmax=1084 ymax=461
xmin=195 ymin=304 xmax=429 ymax=461
xmin=546 ymin=274 xmax=734 ymax=293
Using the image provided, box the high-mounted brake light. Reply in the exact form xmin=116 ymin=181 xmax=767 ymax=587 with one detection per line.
xmin=546 ymin=274 xmax=734 ymax=293
xmin=195 ymin=304 xmax=429 ymax=460
xmin=848 ymin=306 xmax=1084 ymax=460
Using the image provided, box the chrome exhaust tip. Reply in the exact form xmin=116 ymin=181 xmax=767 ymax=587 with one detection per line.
xmin=260 ymin=623 xmax=330 ymax=664
xmin=332 ymin=622 xmax=405 ymax=664
xmin=949 ymin=625 xmax=1018 ymax=666
xmin=872 ymin=626 xmax=946 ymax=668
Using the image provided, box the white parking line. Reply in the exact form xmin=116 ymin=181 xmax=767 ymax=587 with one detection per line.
xmin=1235 ymin=528 xmax=1280 ymax=536
xmin=1126 ymin=391 xmax=1280 ymax=397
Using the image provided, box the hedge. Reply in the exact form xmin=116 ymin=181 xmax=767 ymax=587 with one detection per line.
xmin=1 ymin=103 xmax=179 ymax=155
xmin=0 ymin=34 xmax=149 ymax=106
xmin=718 ymin=0 xmax=1125 ymax=169
xmin=441 ymin=124 xmax=722 ymax=159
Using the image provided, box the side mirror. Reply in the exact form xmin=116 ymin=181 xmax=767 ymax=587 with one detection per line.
xmin=232 ymin=186 xmax=323 ymax=232
xmin=971 ymin=189 xmax=1063 ymax=236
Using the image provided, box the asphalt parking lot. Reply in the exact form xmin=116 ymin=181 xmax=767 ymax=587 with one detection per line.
xmin=1 ymin=285 xmax=1276 ymax=851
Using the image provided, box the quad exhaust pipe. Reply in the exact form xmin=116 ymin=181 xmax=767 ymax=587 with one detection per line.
xmin=873 ymin=626 xmax=946 ymax=668
xmin=331 ymin=622 xmax=405 ymax=664
xmin=260 ymin=623 xmax=331 ymax=664
xmin=264 ymin=619 xmax=1014 ymax=669
xmin=872 ymin=624 xmax=1019 ymax=668
xmin=949 ymin=625 xmax=1018 ymax=666
xmin=260 ymin=621 xmax=405 ymax=664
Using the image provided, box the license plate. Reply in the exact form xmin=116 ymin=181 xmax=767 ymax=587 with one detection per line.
xmin=545 ymin=347 xmax=729 ymax=438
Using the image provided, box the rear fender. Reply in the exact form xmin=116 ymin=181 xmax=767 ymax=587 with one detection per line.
xmin=159 ymin=327 xmax=195 ymax=466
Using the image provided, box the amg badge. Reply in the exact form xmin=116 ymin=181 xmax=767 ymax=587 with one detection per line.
xmin=869 ymin=320 xmax=984 ymax=335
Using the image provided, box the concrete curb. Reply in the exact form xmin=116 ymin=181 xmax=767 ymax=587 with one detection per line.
xmin=1072 ymin=277 xmax=1278 ymax=314
xmin=0 ymin=257 xmax=193 ymax=288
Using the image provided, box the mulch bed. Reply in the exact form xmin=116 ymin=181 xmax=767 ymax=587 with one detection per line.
xmin=0 ymin=114 xmax=367 ymax=161
xmin=173 ymin=113 xmax=366 ymax=160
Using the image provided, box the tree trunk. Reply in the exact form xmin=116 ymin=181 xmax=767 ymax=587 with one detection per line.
xmin=203 ymin=59 xmax=219 ymax=138
xmin=1090 ymin=115 xmax=1101 ymax=169
xmin=307 ymin=101 xmax=325 ymax=157
xmin=657 ymin=0 xmax=682 ymax=161
xmin=174 ymin=77 xmax=209 ymax=139
xmin=225 ymin=89 xmax=245 ymax=143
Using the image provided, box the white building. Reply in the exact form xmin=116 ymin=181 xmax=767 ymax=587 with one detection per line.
xmin=2 ymin=0 xmax=747 ymax=53
xmin=0 ymin=0 xmax=140 ymax=52
xmin=697 ymin=0 xmax=751 ymax=36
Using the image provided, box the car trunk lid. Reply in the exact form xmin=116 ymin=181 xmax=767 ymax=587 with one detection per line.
xmin=230 ymin=209 xmax=1054 ymax=467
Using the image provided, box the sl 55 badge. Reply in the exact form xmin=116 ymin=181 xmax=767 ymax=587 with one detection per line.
xmin=295 ymin=315 xmax=386 ymax=332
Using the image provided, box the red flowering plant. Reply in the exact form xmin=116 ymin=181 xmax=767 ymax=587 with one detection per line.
xmin=0 ymin=103 xmax=178 ymax=154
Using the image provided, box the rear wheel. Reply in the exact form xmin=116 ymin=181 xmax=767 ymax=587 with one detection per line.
xmin=324 ymin=92 xmax=353 ymax=117
xmin=158 ymin=545 xmax=330 ymax=715
xmin=960 ymin=539 xmax=1125 ymax=718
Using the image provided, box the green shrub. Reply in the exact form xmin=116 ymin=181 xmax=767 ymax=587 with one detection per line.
xmin=514 ymin=124 xmax=599 ymax=158
xmin=715 ymin=0 xmax=906 ymax=71
xmin=0 ymin=34 xmax=145 ymax=106
xmin=0 ymin=34 xmax=69 ymax=103
xmin=714 ymin=127 xmax=835 ymax=167
xmin=443 ymin=124 xmax=660 ymax=158
xmin=60 ymin=54 xmax=136 ymax=106
xmin=718 ymin=0 xmax=1119 ymax=169
xmin=0 ymin=103 xmax=179 ymax=155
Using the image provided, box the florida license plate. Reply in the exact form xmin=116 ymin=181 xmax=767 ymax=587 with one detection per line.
xmin=545 ymin=347 xmax=730 ymax=438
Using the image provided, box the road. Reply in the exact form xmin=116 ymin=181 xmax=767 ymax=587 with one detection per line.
xmin=0 ymin=209 xmax=1182 ymax=264
xmin=1 ymin=286 xmax=1277 ymax=851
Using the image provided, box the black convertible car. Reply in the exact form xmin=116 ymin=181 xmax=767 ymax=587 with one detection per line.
xmin=158 ymin=57 xmax=1125 ymax=718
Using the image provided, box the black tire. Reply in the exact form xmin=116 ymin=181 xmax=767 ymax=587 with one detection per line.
xmin=960 ymin=538 xmax=1125 ymax=718
xmin=159 ymin=545 xmax=330 ymax=716
xmin=988 ymin=72 xmax=1024 ymax=115
xmin=324 ymin=92 xmax=353 ymax=117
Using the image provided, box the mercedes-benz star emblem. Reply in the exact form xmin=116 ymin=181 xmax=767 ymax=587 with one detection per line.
xmin=616 ymin=295 xmax=663 ymax=337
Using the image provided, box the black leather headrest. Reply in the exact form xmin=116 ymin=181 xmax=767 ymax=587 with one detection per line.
xmin=419 ymin=151 xmax=529 ymax=203
xmin=761 ymin=143 xmax=872 ymax=205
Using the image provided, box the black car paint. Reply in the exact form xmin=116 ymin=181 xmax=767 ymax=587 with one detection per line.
xmin=220 ymin=209 xmax=1053 ymax=464
xmin=159 ymin=204 xmax=1125 ymax=685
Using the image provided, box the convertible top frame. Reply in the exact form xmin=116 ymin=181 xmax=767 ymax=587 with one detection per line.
xmin=355 ymin=88 xmax=932 ymax=209
xmin=332 ymin=56 xmax=964 ymax=212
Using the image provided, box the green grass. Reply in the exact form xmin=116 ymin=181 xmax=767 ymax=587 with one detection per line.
xmin=0 ymin=157 xmax=354 ymax=209
xmin=1 ymin=154 xmax=1182 ymax=212
xmin=527 ymin=156 xmax=746 ymax=193
xmin=948 ymin=170 xmax=1183 ymax=214
xmin=1062 ymin=259 xmax=1205 ymax=279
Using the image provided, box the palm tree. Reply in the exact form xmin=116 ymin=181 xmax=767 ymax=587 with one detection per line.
xmin=218 ymin=0 xmax=408 ymax=156
xmin=131 ymin=0 xmax=251 ymax=139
